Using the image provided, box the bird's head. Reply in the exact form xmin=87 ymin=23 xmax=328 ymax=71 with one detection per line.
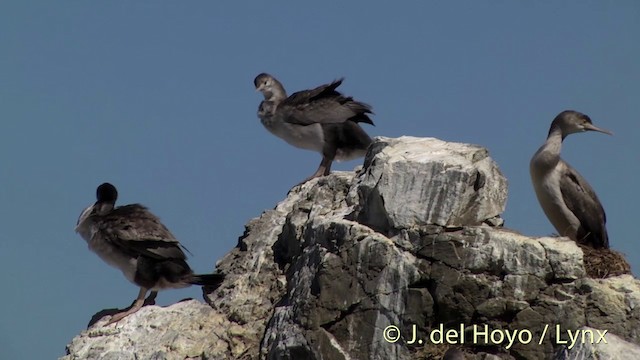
xmin=75 ymin=183 xmax=118 ymax=235
xmin=551 ymin=110 xmax=613 ymax=138
xmin=96 ymin=182 xmax=118 ymax=204
xmin=254 ymin=73 xmax=275 ymax=94
xmin=254 ymin=73 xmax=286 ymax=101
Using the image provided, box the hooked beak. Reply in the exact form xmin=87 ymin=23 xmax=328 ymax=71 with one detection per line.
xmin=584 ymin=123 xmax=613 ymax=135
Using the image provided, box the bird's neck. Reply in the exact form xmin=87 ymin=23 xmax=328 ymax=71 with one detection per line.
xmin=95 ymin=202 xmax=115 ymax=215
xmin=534 ymin=127 xmax=564 ymax=169
xmin=267 ymin=82 xmax=287 ymax=103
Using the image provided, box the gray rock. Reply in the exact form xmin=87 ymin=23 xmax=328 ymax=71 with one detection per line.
xmin=61 ymin=300 xmax=229 ymax=360
xmin=554 ymin=326 xmax=640 ymax=360
xmin=356 ymin=136 xmax=508 ymax=231
xmin=62 ymin=137 xmax=640 ymax=360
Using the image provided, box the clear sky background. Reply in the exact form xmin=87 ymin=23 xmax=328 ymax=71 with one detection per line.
xmin=1 ymin=2 xmax=638 ymax=358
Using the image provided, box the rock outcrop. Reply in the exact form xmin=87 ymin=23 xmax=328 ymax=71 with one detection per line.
xmin=62 ymin=136 xmax=638 ymax=360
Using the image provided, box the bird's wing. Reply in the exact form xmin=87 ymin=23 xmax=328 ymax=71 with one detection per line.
xmin=277 ymin=80 xmax=373 ymax=126
xmin=559 ymin=163 xmax=609 ymax=248
xmin=98 ymin=204 xmax=188 ymax=260
xmin=279 ymin=98 xmax=365 ymax=125
xmin=282 ymin=78 xmax=344 ymax=106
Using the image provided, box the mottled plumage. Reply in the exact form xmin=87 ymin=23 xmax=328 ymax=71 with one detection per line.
xmin=254 ymin=73 xmax=374 ymax=184
xmin=257 ymin=100 xmax=275 ymax=122
xmin=530 ymin=110 xmax=611 ymax=249
xmin=278 ymin=79 xmax=374 ymax=126
xmin=76 ymin=183 xmax=224 ymax=325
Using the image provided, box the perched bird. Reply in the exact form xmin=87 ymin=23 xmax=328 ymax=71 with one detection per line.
xmin=254 ymin=73 xmax=374 ymax=184
xmin=75 ymin=183 xmax=224 ymax=325
xmin=530 ymin=110 xmax=612 ymax=249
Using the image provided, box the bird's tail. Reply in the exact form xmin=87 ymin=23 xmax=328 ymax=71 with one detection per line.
xmin=345 ymin=100 xmax=375 ymax=125
xmin=189 ymin=273 xmax=225 ymax=287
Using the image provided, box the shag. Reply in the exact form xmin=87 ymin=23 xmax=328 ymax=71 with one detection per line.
xmin=254 ymin=73 xmax=374 ymax=184
xmin=530 ymin=110 xmax=612 ymax=248
xmin=75 ymin=183 xmax=224 ymax=325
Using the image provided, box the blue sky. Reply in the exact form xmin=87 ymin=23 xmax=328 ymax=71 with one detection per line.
xmin=1 ymin=2 xmax=638 ymax=358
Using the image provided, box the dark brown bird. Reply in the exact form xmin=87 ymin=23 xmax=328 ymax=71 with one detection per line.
xmin=254 ymin=73 xmax=374 ymax=184
xmin=530 ymin=110 xmax=612 ymax=249
xmin=75 ymin=183 xmax=224 ymax=325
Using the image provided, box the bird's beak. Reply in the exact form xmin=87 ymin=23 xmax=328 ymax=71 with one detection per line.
xmin=255 ymin=84 xmax=264 ymax=92
xmin=584 ymin=123 xmax=613 ymax=135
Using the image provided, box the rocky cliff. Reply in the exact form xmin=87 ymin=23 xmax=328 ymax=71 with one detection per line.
xmin=62 ymin=136 xmax=639 ymax=360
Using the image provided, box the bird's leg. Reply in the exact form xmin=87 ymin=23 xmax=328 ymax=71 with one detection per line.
xmin=144 ymin=291 xmax=158 ymax=306
xmin=297 ymin=156 xmax=334 ymax=186
xmin=321 ymin=155 xmax=333 ymax=176
xmin=105 ymin=287 xmax=148 ymax=326
xmin=321 ymin=144 xmax=337 ymax=177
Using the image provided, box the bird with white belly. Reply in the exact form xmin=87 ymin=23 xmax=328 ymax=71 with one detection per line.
xmin=76 ymin=182 xmax=224 ymax=325
xmin=254 ymin=73 xmax=374 ymax=185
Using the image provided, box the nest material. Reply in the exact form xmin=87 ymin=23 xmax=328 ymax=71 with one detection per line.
xmin=580 ymin=245 xmax=631 ymax=278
